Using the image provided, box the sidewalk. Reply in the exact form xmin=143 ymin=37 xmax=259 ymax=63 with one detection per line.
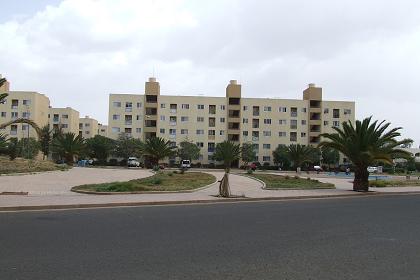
xmin=1 ymin=168 xmax=419 ymax=211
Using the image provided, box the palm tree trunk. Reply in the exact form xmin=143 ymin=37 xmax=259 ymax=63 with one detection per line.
xmin=353 ymin=167 xmax=369 ymax=191
xmin=219 ymin=171 xmax=230 ymax=197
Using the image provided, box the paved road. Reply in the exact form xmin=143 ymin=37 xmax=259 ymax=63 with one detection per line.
xmin=2 ymin=195 xmax=420 ymax=280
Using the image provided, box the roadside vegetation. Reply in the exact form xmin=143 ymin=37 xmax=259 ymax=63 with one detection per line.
xmin=248 ymin=173 xmax=335 ymax=189
xmin=369 ymin=179 xmax=420 ymax=188
xmin=72 ymin=171 xmax=216 ymax=193
xmin=0 ymin=156 xmax=68 ymax=174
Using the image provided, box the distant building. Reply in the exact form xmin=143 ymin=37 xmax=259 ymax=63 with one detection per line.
xmin=79 ymin=116 xmax=99 ymax=138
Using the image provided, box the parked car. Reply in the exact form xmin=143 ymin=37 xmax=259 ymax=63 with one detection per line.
xmin=181 ymin=160 xmax=191 ymax=168
xmin=127 ymin=157 xmax=140 ymax=167
xmin=249 ymin=163 xmax=257 ymax=171
xmin=367 ymin=166 xmax=378 ymax=173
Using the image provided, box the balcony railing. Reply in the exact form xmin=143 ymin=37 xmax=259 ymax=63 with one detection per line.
xmin=125 ymin=121 xmax=132 ymax=125
xmin=170 ymin=122 xmax=177 ymax=126
xmin=252 ymin=137 xmax=259 ymax=141
xmin=170 ymin=109 xmax=177 ymax=114
xmin=125 ymin=107 xmax=132 ymax=112
xmin=10 ymin=130 xmax=17 ymax=135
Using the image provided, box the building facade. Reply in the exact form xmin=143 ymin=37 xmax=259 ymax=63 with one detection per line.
xmin=0 ymin=90 xmax=50 ymax=139
xmin=98 ymin=124 xmax=108 ymax=137
xmin=79 ymin=116 xmax=99 ymax=138
xmin=108 ymin=78 xmax=355 ymax=165
xmin=48 ymin=107 xmax=80 ymax=135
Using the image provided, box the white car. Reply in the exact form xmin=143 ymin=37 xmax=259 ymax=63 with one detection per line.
xmin=127 ymin=157 xmax=140 ymax=167
xmin=180 ymin=160 xmax=191 ymax=168
xmin=367 ymin=166 xmax=378 ymax=173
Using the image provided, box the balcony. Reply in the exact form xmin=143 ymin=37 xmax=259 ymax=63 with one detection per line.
xmin=310 ymin=113 xmax=321 ymax=120
xmin=228 ymin=122 xmax=240 ymax=130
xmin=229 ymin=98 xmax=240 ymax=105
xmin=228 ymin=134 xmax=240 ymax=142
xmin=145 ymin=108 xmax=157 ymax=115
xmin=310 ymin=100 xmax=321 ymax=108
xmin=170 ymin=122 xmax=177 ymax=126
xmin=145 ymin=120 xmax=157 ymax=127
xmin=169 ymin=134 xmax=176 ymax=139
xmin=146 ymin=95 xmax=157 ymax=103
xmin=10 ymin=130 xmax=17 ymax=135
xmin=209 ymin=105 xmax=216 ymax=115
xmin=228 ymin=110 xmax=240 ymax=118
xmin=125 ymin=107 xmax=132 ymax=112
xmin=208 ymin=135 xmax=215 ymax=140
xmin=125 ymin=121 xmax=132 ymax=125
xmin=170 ymin=109 xmax=177 ymax=114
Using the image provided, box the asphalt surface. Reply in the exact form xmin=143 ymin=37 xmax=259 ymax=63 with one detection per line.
xmin=1 ymin=195 xmax=420 ymax=280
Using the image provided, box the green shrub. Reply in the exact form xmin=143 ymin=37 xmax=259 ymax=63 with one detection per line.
xmin=168 ymin=172 xmax=173 ymax=177
xmin=151 ymin=177 xmax=162 ymax=185
xmin=285 ymin=175 xmax=290 ymax=179
xmin=173 ymin=170 xmax=179 ymax=174
xmin=246 ymin=169 xmax=253 ymax=174
xmin=152 ymin=165 xmax=160 ymax=172
xmin=294 ymin=175 xmax=300 ymax=179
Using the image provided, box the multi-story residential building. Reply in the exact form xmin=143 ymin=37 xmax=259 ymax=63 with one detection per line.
xmin=79 ymin=116 xmax=99 ymax=138
xmin=0 ymin=84 xmax=50 ymax=139
xmin=48 ymin=107 xmax=80 ymax=135
xmin=108 ymin=78 xmax=355 ymax=165
xmin=98 ymin=124 xmax=108 ymax=137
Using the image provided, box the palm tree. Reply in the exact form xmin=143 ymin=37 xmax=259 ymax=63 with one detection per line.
xmin=39 ymin=124 xmax=53 ymax=160
xmin=319 ymin=117 xmax=411 ymax=192
xmin=213 ymin=141 xmax=242 ymax=197
xmin=51 ymin=132 xmax=86 ymax=165
xmin=142 ymin=137 xmax=176 ymax=167
xmin=287 ymin=144 xmax=317 ymax=171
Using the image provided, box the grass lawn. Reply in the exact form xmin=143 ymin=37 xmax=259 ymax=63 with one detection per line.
xmin=72 ymin=171 xmax=216 ymax=193
xmin=0 ymin=156 xmax=69 ymax=175
xmin=370 ymin=179 xmax=420 ymax=188
xmin=248 ymin=173 xmax=335 ymax=189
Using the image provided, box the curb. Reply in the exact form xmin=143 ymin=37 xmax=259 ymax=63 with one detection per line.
xmin=2 ymin=191 xmax=420 ymax=212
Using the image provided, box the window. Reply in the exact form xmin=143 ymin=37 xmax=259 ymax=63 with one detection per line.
xmin=324 ymin=108 xmax=329 ymax=114
xmin=301 ymin=120 xmax=306 ymax=125
xmin=136 ymin=115 xmax=141 ymax=121
xmin=137 ymin=102 xmax=142 ymax=108
xmin=125 ymin=102 xmax=133 ymax=110
xmin=344 ymin=109 xmax=352 ymax=115
xmin=333 ymin=121 xmax=340 ymax=127
xmin=10 ymin=125 xmax=17 ymax=135
xmin=112 ymin=114 xmax=120 ymax=120
xmin=253 ymin=106 xmax=260 ymax=116
xmin=291 ymin=107 xmax=298 ymax=117
xmin=160 ymin=115 xmax=165 ymax=121
xmin=197 ymin=117 xmax=204 ymax=122
xmin=181 ymin=129 xmax=188 ymax=135
xmin=160 ymin=129 xmax=165 ymax=134
xmin=220 ymin=105 xmax=225 ymax=110
xmin=290 ymin=132 xmax=297 ymax=142
xmin=243 ymin=106 xmax=248 ymax=111
xmin=197 ymin=104 xmax=204 ymax=110
xmin=196 ymin=129 xmax=204 ymax=135
xmin=263 ymin=106 xmax=271 ymax=112
xmin=84 ymin=123 xmax=90 ymax=127
xmin=196 ymin=142 xmax=204 ymax=148
xmin=113 ymin=102 xmax=121 ymax=108
xmin=181 ymin=104 xmax=189 ymax=109
xmin=22 ymin=99 xmax=31 ymax=105
xmin=1 ymin=112 xmax=5 ymax=117
xmin=208 ymin=142 xmax=215 ymax=153
xmin=11 ymin=99 xmax=18 ymax=109
xmin=85 ymin=131 xmax=90 ymax=135
xmin=263 ymin=119 xmax=271 ymax=125
xmin=11 ymin=112 xmax=18 ymax=119
xmin=22 ymin=112 xmax=30 ymax=119
xmin=324 ymin=121 xmax=329 ymax=126
xmin=333 ymin=109 xmax=340 ymax=118
xmin=279 ymin=107 xmax=287 ymax=112
xmin=170 ymin=104 xmax=177 ymax=113
xmin=208 ymin=117 xmax=216 ymax=127
xmin=263 ymin=131 xmax=271 ymax=137
xmin=301 ymin=132 xmax=306 ymax=137
xmin=61 ymin=114 xmax=68 ymax=119
xmin=279 ymin=119 xmax=287 ymax=125
xmin=169 ymin=129 xmax=176 ymax=135
xmin=290 ymin=119 xmax=298 ymax=129
xmin=279 ymin=131 xmax=286 ymax=137
xmin=209 ymin=105 xmax=216 ymax=114
xmin=181 ymin=116 xmax=189 ymax=122
xmin=243 ymin=131 xmax=249 ymax=136
xmin=263 ymin=144 xmax=271 ymax=149
xmin=208 ymin=130 xmax=215 ymax=136
xmin=220 ymin=130 xmax=225 ymax=136
xmin=220 ymin=117 xmax=225 ymax=123
xmin=302 ymin=108 xmax=307 ymax=113
xmin=53 ymin=114 xmax=59 ymax=122
xmin=243 ymin=118 xmax=248 ymax=124
xmin=136 ymin=128 xmax=141 ymax=133
xmin=169 ymin=116 xmax=177 ymax=125
xmin=61 ymin=124 xmax=68 ymax=129
xmin=263 ymin=156 xmax=271 ymax=162
xmin=112 ymin=127 xmax=120 ymax=133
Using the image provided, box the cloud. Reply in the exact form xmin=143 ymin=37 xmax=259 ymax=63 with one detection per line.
xmin=1 ymin=0 xmax=420 ymax=144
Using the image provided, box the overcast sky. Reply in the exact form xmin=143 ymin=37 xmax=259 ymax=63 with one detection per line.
xmin=1 ymin=0 xmax=419 ymax=145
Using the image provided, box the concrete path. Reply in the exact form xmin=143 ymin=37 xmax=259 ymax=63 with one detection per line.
xmin=1 ymin=168 xmax=419 ymax=210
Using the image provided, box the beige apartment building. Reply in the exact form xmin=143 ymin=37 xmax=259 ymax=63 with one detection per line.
xmin=48 ymin=107 xmax=80 ymax=135
xmin=108 ymin=78 xmax=355 ymax=165
xmin=98 ymin=124 xmax=108 ymax=137
xmin=79 ymin=116 xmax=99 ymax=138
xmin=0 ymin=88 xmax=50 ymax=139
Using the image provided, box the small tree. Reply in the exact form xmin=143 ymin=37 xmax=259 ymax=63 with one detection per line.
xmin=241 ymin=142 xmax=256 ymax=168
xmin=0 ymin=133 xmax=8 ymax=155
xmin=286 ymin=144 xmax=316 ymax=171
xmin=321 ymin=147 xmax=340 ymax=170
xmin=177 ymin=140 xmax=200 ymax=161
xmin=86 ymin=135 xmax=116 ymax=164
xmin=113 ymin=133 xmax=143 ymax=160
xmin=17 ymin=138 xmax=40 ymax=159
xmin=7 ymin=138 xmax=18 ymax=160
xmin=272 ymin=144 xmax=291 ymax=170
xmin=213 ymin=141 xmax=241 ymax=197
